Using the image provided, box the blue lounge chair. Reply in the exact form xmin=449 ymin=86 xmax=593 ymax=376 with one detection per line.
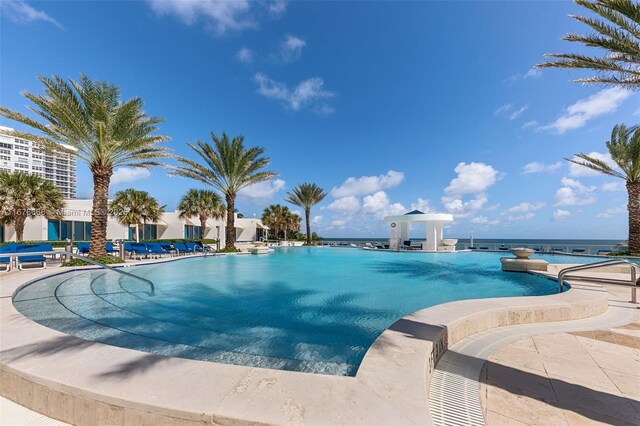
xmin=105 ymin=242 xmax=119 ymax=255
xmin=479 ymin=246 xmax=489 ymax=250
xmin=195 ymin=241 xmax=212 ymax=252
xmin=17 ymin=243 xmax=51 ymax=270
xmin=124 ymin=242 xmax=150 ymax=259
xmin=173 ymin=242 xmax=194 ymax=255
xmin=185 ymin=242 xmax=200 ymax=253
xmin=146 ymin=242 xmax=170 ymax=258
xmin=76 ymin=242 xmax=90 ymax=255
xmin=0 ymin=245 xmax=14 ymax=272
xmin=572 ymin=248 xmax=586 ymax=253
xmin=467 ymin=246 xmax=477 ymax=250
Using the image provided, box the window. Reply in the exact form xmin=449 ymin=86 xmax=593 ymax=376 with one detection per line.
xmin=143 ymin=224 xmax=157 ymax=240
xmin=183 ymin=225 xmax=201 ymax=239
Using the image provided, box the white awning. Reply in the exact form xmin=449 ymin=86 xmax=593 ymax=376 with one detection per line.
xmin=235 ymin=224 xmax=244 ymax=230
xmin=155 ymin=219 xmax=169 ymax=228
xmin=256 ymin=222 xmax=269 ymax=230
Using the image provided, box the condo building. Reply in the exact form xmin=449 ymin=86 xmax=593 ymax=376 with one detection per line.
xmin=0 ymin=126 xmax=77 ymax=199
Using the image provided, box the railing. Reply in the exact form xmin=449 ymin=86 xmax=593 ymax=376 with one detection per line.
xmin=461 ymin=243 xmax=623 ymax=255
xmin=3 ymin=250 xmax=155 ymax=295
xmin=557 ymin=259 xmax=638 ymax=302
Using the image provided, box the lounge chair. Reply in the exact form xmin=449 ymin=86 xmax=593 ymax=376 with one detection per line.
xmin=160 ymin=242 xmax=177 ymax=256
xmin=195 ymin=241 xmax=212 ymax=252
xmin=479 ymin=246 xmax=489 ymax=250
xmin=597 ymin=249 xmax=612 ymax=255
xmin=185 ymin=242 xmax=201 ymax=253
xmin=572 ymin=248 xmax=586 ymax=253
xmin=124 ymin=242 xmax=150 ymax=259
xmin=17 ymin=243 xmax=51 ymax=270
xmin=173 ymin=242 xmax=195 ymax=255
xmin=105 ymin=242 xmax=119 ymax=256
xmin=400 ymin=240 xmax=412 ymax=250
xmin=0 ymin=245 xmax=14 ymax=272
xmin=76 ymin=242 xmax=90 ymax=255
xmin=467 ymin=246 xmax=477 ymax=250
xmin=146 ymin=242 xmax=170 ymax=258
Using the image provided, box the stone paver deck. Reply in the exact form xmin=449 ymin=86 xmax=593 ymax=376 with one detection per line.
xmin=480 ymin=323 xmax=640 ymax=426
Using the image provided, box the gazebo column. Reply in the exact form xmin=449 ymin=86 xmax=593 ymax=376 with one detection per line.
xmin=389 ymin=223 xmax=400 ymax=251
xmin=400 ymin=222 xmax=409 ymax=243
xmin=424 ymin=222 xmax=437 ymax=251
xmin=435 ymin=222 xmax=443 ymax=250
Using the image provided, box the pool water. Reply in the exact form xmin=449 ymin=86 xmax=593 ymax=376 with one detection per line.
xmin=13 ymin=248 xmax=589 ymax=376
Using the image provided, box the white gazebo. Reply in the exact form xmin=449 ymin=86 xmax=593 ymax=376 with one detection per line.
xmin=383 ymin=210 xmax=455 ymax=252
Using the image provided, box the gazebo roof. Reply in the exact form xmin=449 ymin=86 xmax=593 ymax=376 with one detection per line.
xmin=384 ymin=211 xmax=454 ymax=223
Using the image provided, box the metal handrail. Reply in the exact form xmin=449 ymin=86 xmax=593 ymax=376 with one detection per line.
xmin=3 ymin=249 xmax=155 ymax=295
xmin=557 ymin=259 xmax=639 ymax=301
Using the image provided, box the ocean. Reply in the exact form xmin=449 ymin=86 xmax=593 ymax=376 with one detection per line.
xmin=320 ymin=238 xmax=626 ymax=255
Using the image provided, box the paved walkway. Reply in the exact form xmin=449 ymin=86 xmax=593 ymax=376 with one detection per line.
xmin=480 ymin=323 xmax=640 ymax=425
xmin=429 ymin=282 xmax=640 ymax=426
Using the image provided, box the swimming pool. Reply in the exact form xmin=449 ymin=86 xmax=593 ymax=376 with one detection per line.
xmin=14 ymin=249 xmax=591 ymax=376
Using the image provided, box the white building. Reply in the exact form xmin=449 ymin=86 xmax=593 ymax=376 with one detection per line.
xmin=0 ymin=199 xmax=267 ymax=247
xmin=0 ymin=126 xmax=77 ymax=199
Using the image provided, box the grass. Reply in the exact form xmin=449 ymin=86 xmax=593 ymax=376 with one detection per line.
xmin=61 ymin=256 xmax=125 ymax=267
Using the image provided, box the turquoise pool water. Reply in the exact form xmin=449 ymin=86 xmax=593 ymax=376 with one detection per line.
xmin=14 ymin=248 xmax=591 ymax=376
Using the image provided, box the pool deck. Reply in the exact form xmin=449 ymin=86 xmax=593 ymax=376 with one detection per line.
xmin=0 ymin=254 xmax=637 ymax=425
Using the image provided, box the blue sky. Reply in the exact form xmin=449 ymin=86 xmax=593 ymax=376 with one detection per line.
xmin=1 ymin=0 xmax=638 ymax=239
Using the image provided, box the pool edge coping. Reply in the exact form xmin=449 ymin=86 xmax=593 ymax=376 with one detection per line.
xmin=0 ymin=261 xmax=609 ymax=425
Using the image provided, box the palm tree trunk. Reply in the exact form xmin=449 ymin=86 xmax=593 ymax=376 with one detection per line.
xmin=628 ymin=181 xmax=640 ymax=254
xmin=305 ymin=208 xmax=311 ymax=244
xmin=200 ymin=215 xmax=207 ymax=239
xmin=14 ymin=213 xmax=26 ymax=242
xmin=89 ymin=170 xmax=111 ymax=258
xmin=225 ymin=193 xmax=236 ymax=250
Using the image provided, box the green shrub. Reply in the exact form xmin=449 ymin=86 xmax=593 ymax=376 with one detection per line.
xmin=61 ymin=256 xmax=125 ymax=267
xmin=217 ymin=247 xmax=240 ymax=253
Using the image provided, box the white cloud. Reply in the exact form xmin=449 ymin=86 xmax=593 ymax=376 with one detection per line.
xmin=502 ymin=202 xmax=544 ymax=222
xmin=147 ymin=0 xmax=256 ymax=35
xmin=506 ymin=68 xmax=542 ymax=84
xmin=267 ymin=0 xmax=287 ymax=17
xmin=111 ymin=168 xmax=151 ymax=186
xmin=280 ymin=35 xmax=306 ymax=62
xmin=254 ymin=72 xmax=335 ymax=114
xmin=327 ymin=196 xmax=360 ymax=214
xmin=410 ymin=198 xmax=431 ymax=213
xmin=311 ymin=215 xmax=323 ymax=225
xmin=505 ymin=202 xmax=545 ymax=213
xmin=601 ymin=181 xmax=625 ymax=192
xmin=509 ymin=105 xmax=528 ymax=120
xmin=2 ymin=0 xmax=63 ymax=29
xmin=444 ymin=162 xmax=499 ymax=195
xmin=362 ymin=191 xmax=405 ymax=218
xmin=494 ymin=103 xmax=527 ymax=120
xmin=331 ymin=170 xmax=404 ymax=198
xmin=522 ymin=120 xmax=538 ymax=129
xmin=521 ymin=161 xmax=563 ymax=174
xmin=596 ymin=205 xmax=626 ymax=219
xmin=541 ymin=87 xmax=633 ymax=134
xmin=553 ymin=209 xmax=571 ymax=221
xmin=442 ymin=162 xmax=500 ymax=217
xmin=330 ymin=218 xmax=348 ymax=229
xmin=634 ymin=108 xmax=640 ymax=117
xmin=568 ymin=151 xmax=617 ymax=177
xmin=238 ymin=178 xmax=285 ymax=201
xmin=494 ymin=103 xmax=513 ymax=115
xmin=471 ymin=216 xmax=499 ymax=225
xmin=236 ymin=47 xmax=254 ymax=64
xmin=554 ymin=177 xmax=597 ymax=206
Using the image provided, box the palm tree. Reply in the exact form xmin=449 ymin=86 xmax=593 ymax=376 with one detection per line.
xmin=285 ymin=183 xmax=327 ymax=244
xmin=261 ymin=204 xmax=286 ymax=239
xmin=536 ymin=0 xmax=640 ymax=89
xmin=0 ymin=171 xmax=64 ymax=241
xmin=567 ymin=124 xmax=640 ymax=253
xmin=109 ymin=189 xmax=164 ymax=242
xmin=171 ymin=132 xmax=276 ymax=250
xmin=0 ymin=74 xmax=170 ymax=258
xmin=282 ymin=209 xmax=301 ymax=241
xmin=177 ymin=189 xmax=225 ymax=239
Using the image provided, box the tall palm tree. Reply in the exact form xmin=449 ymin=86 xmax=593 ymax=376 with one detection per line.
xmin=536 ymin=0 xmax=640 ymax=89
xmin=0 ymin=171 xmax=64 ymax=241
xmin=109 ymin=189 xmax=164 ymax=242
xmin=177 ymin=189 xmax=225 ymax=239
xmin=171 ymin=132 xmax=276 ymax=251
xmin=285 ymin=183 xmax=327 ymax=244
xmin=0 ymin=74 xmax=170 ymax=258
xmin=261 ymin=204 xmax=286 ymax=239
xmin=567 ymin=124 xmax=640 ymax=253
